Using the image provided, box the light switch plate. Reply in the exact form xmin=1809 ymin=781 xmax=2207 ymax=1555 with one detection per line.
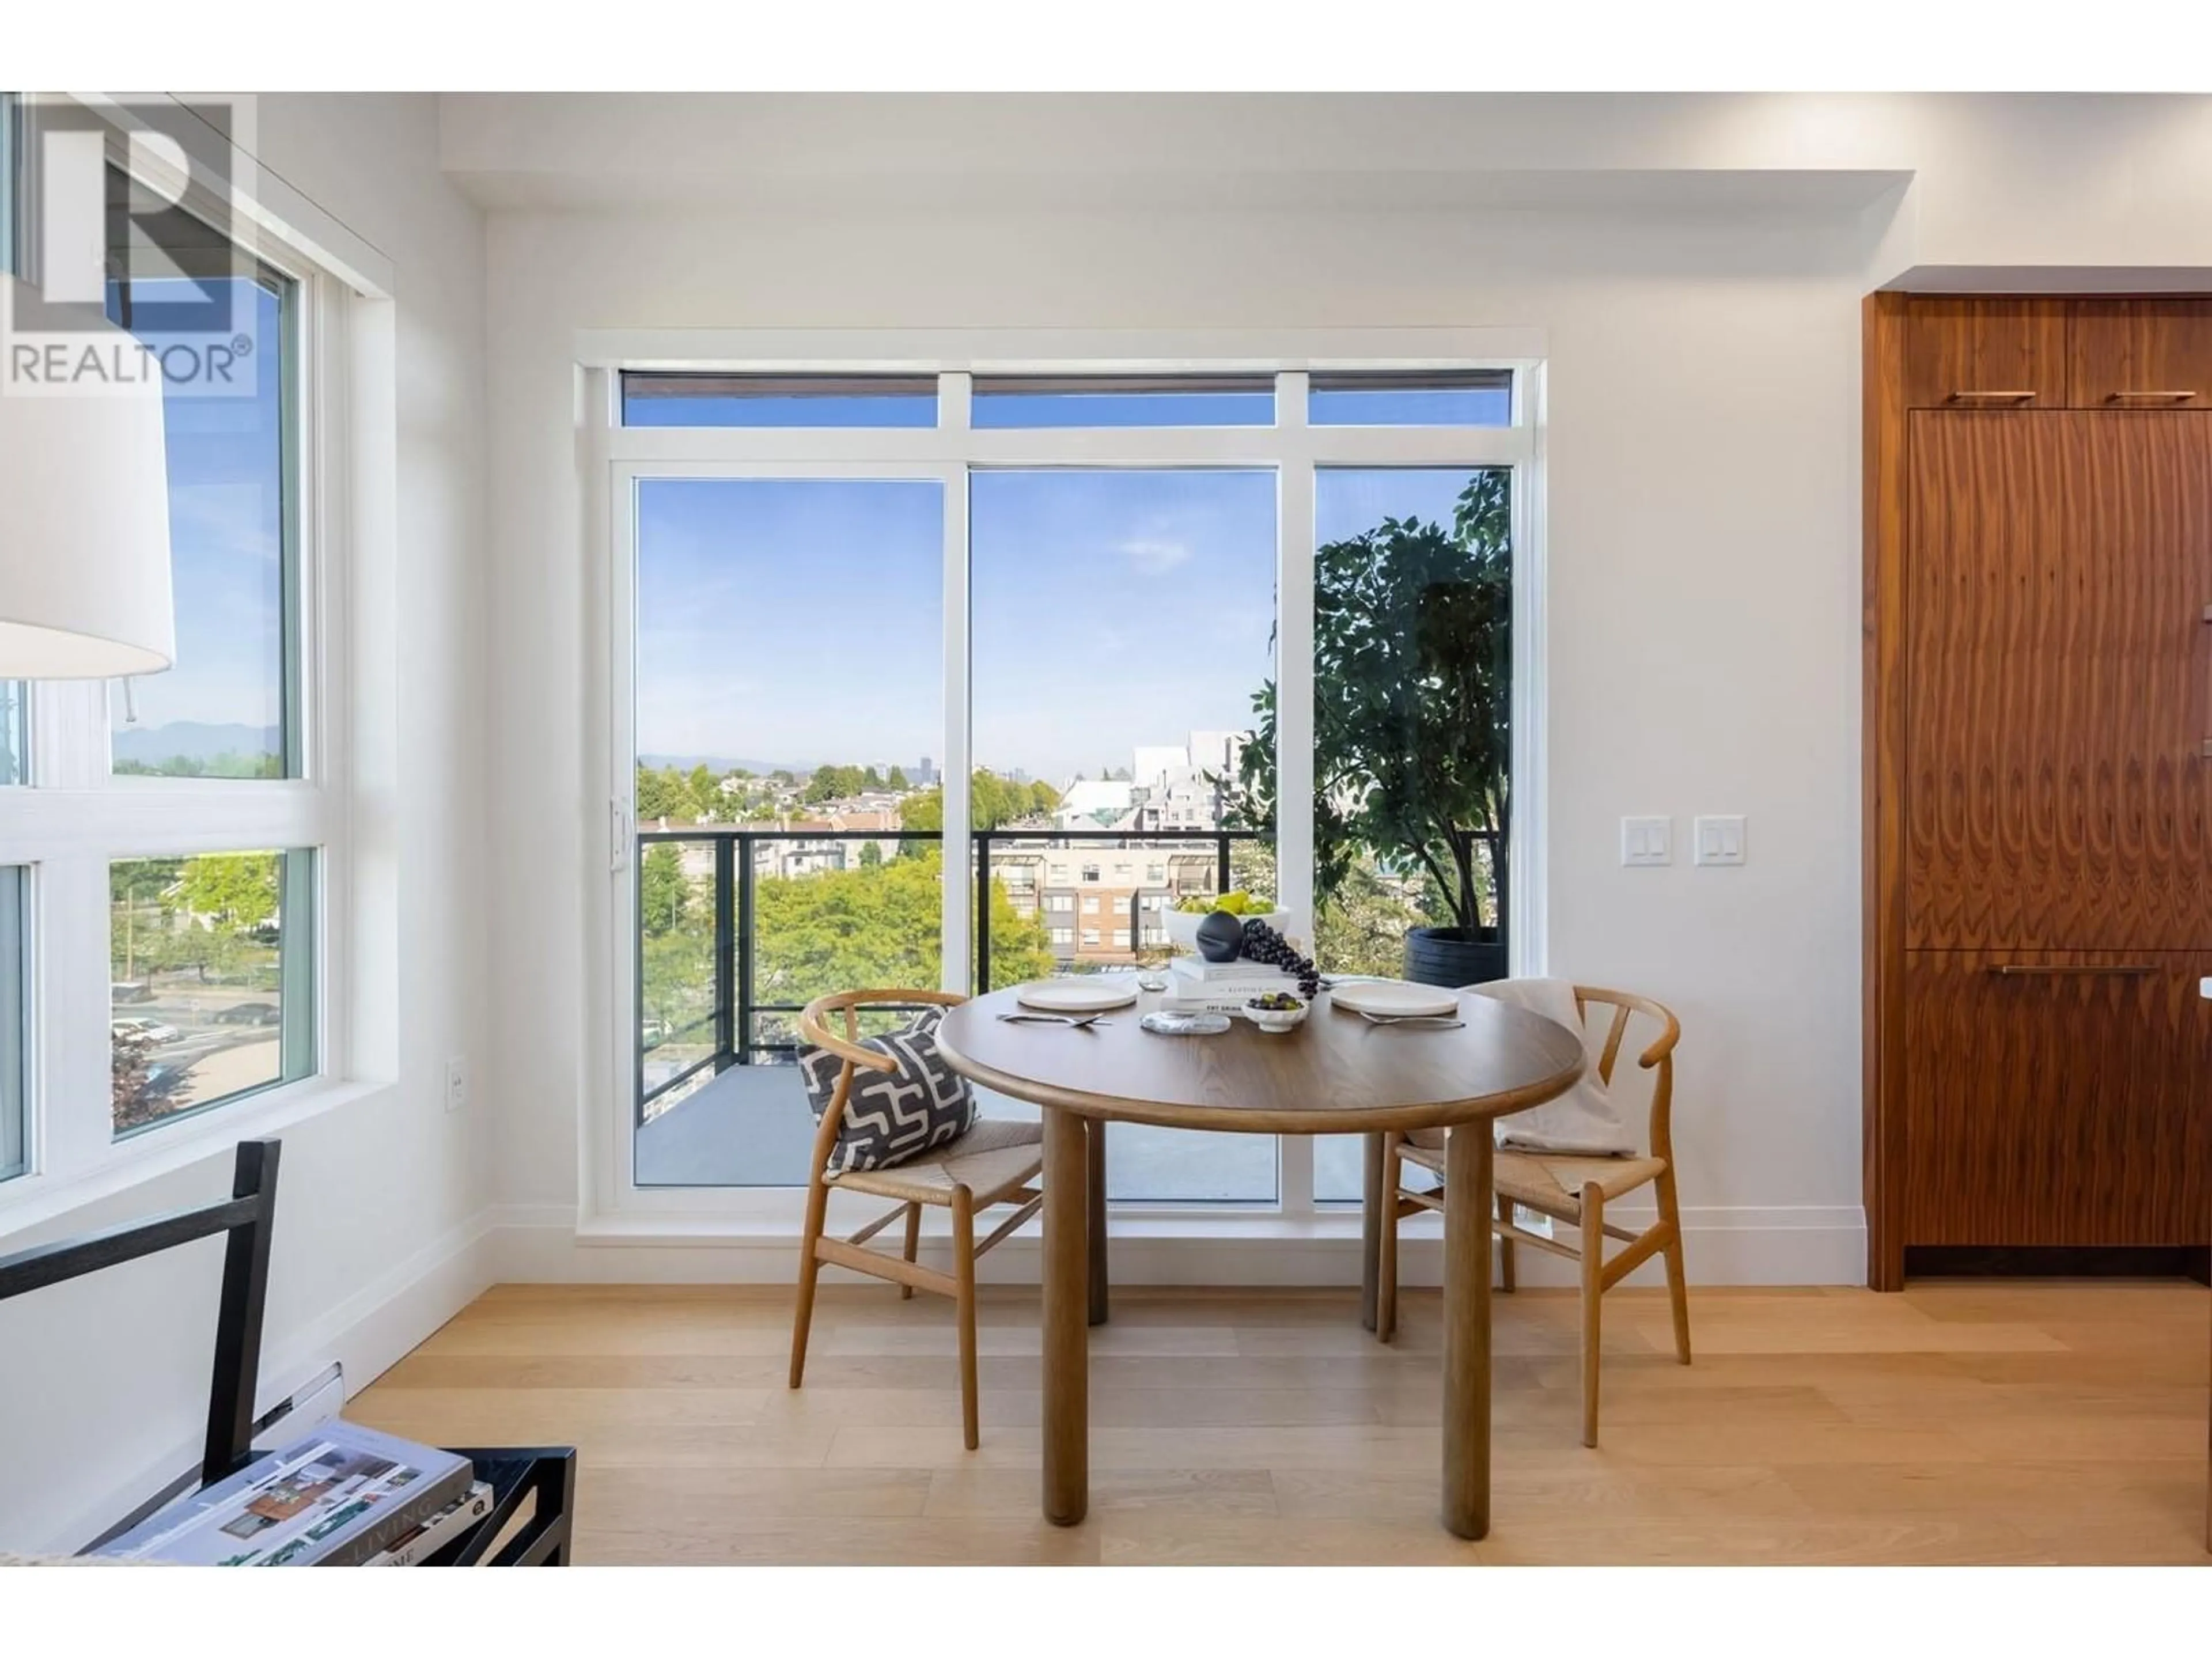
xmin=1621 ymin=816 xmax=1672 ymax=867
xmin=445 ymin=1057 xmax=467 ymax=1114
xmin=1694 ymin=815 xmax=1747 ymax=866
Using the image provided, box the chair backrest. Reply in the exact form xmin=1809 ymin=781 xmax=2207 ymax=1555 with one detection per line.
xmin=1570 ymin=985 xmax=1682 ymax=1162
xmin=797 ymin=987 xmax=968 ymax=1074
xmin=794 ymin=989 xmax=969 ymax=1183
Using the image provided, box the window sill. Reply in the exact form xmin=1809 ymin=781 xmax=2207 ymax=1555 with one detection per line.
xmin=0 ymin=1074 xmax=389 ymax=1244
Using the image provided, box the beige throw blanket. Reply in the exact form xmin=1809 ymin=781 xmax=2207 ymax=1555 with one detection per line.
xmin=1469 ymin=977 xmax=1639 ymax=1156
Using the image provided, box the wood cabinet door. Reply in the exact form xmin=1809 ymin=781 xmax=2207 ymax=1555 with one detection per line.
xmin=1906 ymin=411 xmax=2212 ymax=949
xmin=1902 ymin=297 xmax=2069 ymax=410
xmin=1902 ymin=950 xmax=2212 ymax=1245
xmin=2069 ymin=299 xmax=2212 ymax=408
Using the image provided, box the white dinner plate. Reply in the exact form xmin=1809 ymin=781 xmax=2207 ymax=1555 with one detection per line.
xmin=1016 ymin=978 xmax=1140 ymax=1013
xmin=1327 ymin=979 xmax=1461 ymax=1019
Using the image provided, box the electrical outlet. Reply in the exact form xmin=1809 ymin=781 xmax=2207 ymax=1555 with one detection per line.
xmin=444 ymin=1057 xmax=467 ymax=1115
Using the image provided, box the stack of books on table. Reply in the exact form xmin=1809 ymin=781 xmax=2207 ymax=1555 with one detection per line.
xmin=91 ymin=1421 xmax=476 ymax=1567
xmin=1161 ymin=953 xmax=1301 ymax=1015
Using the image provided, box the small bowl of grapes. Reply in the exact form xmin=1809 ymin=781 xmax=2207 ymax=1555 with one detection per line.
xmin=1243 ymin=991 xmax=1310 ymax=1034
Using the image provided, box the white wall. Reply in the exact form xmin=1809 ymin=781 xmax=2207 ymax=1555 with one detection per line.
xmin=461 ymin=92 xmax=2212 ymax=1291
xmin=0 ymin=93 xmax=492 ymax=1552
xmin=475 ymin=200 xmax=1875 ymax=1277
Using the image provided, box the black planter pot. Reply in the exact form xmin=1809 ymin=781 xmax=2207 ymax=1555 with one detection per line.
xmin=1402 ymin=926 xmax=1508 ymax=989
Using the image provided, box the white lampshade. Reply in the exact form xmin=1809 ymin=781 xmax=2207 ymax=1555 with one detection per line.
xmin=0 ymin=272 xmax=175 ymax=679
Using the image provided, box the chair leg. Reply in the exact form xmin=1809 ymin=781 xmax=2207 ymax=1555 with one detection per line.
xmin=1656 ymin=1166 xmax=1692 ymax=1365
xmin=1579 ymin=1183 xmax=1605 ymax=1448
xmin=1495 ymin=1190 xmax=1516 ymax=1293
xmin=1376 ymin=1133 xmax=1402 ymax=1344
xmin=900 ymin=1201 xmax=921 ymax=1301
xmin=952 ymin=1186 xmax=979 ymax=1451
xmin=789 ymin=1175 xmax=831 ymax=1390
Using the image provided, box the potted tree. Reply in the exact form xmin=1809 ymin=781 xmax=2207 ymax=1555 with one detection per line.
xmin=1221 ymin=471 xmax=1512 ymax=987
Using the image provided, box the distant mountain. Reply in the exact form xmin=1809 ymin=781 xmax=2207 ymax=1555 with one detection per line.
xmin=112 ymin=722 xmax=280 ymax=766
xmin=638 ymin=752 xmax=816 ymax=777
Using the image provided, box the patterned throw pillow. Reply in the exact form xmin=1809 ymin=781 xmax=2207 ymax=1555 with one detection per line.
xmin=797 ymin=1007 xmax=978 ymax=1176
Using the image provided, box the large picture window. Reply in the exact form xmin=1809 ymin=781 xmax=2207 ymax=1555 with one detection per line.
xmin=0 ymin=97 xmax=343 ymax=1211
xmin=606 ymin=355 xmax=1533 ymax=1218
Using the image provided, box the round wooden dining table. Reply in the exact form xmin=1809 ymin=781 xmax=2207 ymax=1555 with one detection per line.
xmin=935 ymin=981 xmax=1586 ymax=1541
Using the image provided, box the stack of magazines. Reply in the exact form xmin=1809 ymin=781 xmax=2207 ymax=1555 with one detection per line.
xmin=1160 ymin=953 xmax=1301 ymax=1015
xmin=91 ymin=1421 xmax=487 ymax=1566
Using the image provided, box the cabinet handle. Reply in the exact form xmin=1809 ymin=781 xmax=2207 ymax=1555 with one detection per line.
xmin=1989 ymin=963 xmax=2159 ymax=977
xmin=1946 ymin=389 xmax=2039 ymax=403
xmin=2105 ymin=390 xmax=2198 ymax=403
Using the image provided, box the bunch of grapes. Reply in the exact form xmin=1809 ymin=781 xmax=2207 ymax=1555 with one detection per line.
xmin=1240 ymin=919 xmax=1321 ymax=999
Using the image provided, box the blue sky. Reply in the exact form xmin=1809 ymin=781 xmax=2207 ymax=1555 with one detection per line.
xmin=636 ymin=464 xmax=1484 ymax=785
xmin=111 ymin=278 xmax=287 ymax=746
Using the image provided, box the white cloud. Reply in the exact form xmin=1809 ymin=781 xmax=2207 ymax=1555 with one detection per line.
xmin=1117 ymin=537 xmax=1192 ymax=574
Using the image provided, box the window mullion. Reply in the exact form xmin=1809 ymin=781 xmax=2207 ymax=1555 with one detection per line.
xmin=32 ymin=853 xmax=109 ymax=1180
xmin=1276 ymin=373 xmax=1317 ymax=1213
xmin=940 ymin=450 xmax=972 ymax=996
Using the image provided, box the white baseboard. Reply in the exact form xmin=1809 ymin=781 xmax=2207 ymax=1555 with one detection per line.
xmin=490 ymin=1202 xmax=1866 ymax=1290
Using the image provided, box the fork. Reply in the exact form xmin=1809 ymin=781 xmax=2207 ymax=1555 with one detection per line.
xmin=1356 ymin=1010 xmax=1464 ymax=1029
xmin=997 ymin=1012 xmax=1111 ymax=1028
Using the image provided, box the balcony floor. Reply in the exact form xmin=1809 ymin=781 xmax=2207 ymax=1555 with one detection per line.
xmin=635 ymin=1062 xmax=1372 ymax=1199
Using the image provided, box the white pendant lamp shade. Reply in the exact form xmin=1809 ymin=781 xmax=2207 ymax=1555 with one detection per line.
xmin=0 ymin=272 xmax=175 ymax=679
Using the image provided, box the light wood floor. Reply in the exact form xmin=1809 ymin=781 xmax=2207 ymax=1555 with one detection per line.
xmin=347 ymin=1279 xmax=2211 ymax=1565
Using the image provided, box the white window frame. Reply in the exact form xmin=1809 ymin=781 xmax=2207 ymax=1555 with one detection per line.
xmin=587 ymin=329 xmax=1546 ymax=1235
xmin=0 ymin=96 xmax=371 ymax=1228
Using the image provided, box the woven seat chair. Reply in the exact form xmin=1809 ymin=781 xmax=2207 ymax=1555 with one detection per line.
xmin=788 ymin=988 xmax=1043 ymax=1450
xmin=1376 ymin=984 xmax=1688 ymax=1447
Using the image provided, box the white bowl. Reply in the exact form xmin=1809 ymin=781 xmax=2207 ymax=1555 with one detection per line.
xmin=1161 ymin=907 xmax=1300 ymax=952
xmin=1243 ymin=999 xmax=1310 ymax=1034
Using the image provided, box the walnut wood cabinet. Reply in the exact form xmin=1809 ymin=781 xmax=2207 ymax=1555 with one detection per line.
xmin=1866 ymin=293 xmax=2212 ymax=1287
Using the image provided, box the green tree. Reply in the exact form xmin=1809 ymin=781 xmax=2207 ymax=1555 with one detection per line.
xmin=639 ymin=843 xmax=690 ymax=937
xmin=1224 ymin=470 xmax=1512 ymax=938
xmin=887 ymin=765 xmax=910 ymax=790
xmin=179 ymin=853 xmax=281 ymax=934
xmin=752 ymin=850 xmax=1051 ymax=1007
xmin=857 ymin=839 xmax=884 ymax=869
xmin=636 ymin=764 xmax=688 ymax=822
xmin=687 ymin=764 xmax=719 ymax=819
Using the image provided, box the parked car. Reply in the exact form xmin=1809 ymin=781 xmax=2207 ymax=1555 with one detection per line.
xmin=111 ymin=1017 xmax=181 ymax=1044
xmin=111 ymin=982 xmax=156 ymax=1005
xmin=213 ymin=1002 xmax=281 ymax=1027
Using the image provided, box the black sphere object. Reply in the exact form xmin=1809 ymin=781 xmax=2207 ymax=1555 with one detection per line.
xmin=1195 ymin=910 xmax=1246 ymax=963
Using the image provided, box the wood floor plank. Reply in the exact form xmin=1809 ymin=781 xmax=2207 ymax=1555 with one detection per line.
xmin=343 ymin=1279 xmax=2211 ymax=1565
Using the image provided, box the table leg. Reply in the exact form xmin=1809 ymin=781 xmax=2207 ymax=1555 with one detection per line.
xmin=1088 ymin=1117 xmax=1110 ymax=1327
xmin=1441 ymin=1124 xmax=1494 ymax=1540
xmin=1041 ymin=1110 xmax=1090 ymax=1527
xmin=1359 ymin=1132 xmax=1384 ymax=1332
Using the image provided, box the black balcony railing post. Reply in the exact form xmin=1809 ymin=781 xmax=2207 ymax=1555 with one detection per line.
xmin=713 ymin=837 xmax=736 ymax=1067
xmin=735 ymin=836 xmax=756 ymax=1065
xmin=1217 ymin=831 xmax=1233 ymax=897
xmin=974 ymin=830 xmax=993 ymax=996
